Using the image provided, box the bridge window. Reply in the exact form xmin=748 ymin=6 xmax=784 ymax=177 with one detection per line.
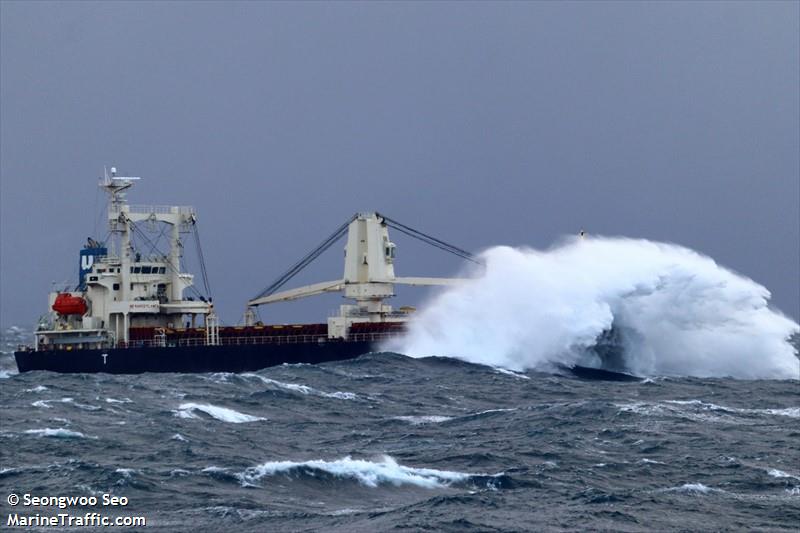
xmin=158 ymin=267 xmax=166 ymax=274
xmin=141 ymin=266 xmax=152 ymax=274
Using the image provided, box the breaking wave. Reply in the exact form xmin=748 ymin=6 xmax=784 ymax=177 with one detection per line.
xmin=390 ymin=237 xmax=799 ymax=379
xmin=237 ymin=455 xmax=502 ymax=489
xmin=175 ymin=403 xmax=265 ymax=423
xmin=242 ymin=374 xmax=358 ymax=400
xmin=31 ymin=398 xmax=101 ymax=411
xmin=616 ymin=400 xmax=799 ymax=423
xmin=662 ymin=483 xmax=719 ymax=495
xmin=24 ymin=428 xmax=93 ymax=439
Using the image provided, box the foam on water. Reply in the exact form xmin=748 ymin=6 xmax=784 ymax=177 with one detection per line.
xmin=105 ymin=398 xmax=132 ymax=404
xmin=393 ymin=415 xmax=453 ymax=425
xmin=24 ymin=428 xmax=92 ymax=439
xmin=390 ymin=237 xmax=799 ymax=379
xmin=618 ymin=400 xmax=800 ymax=421
xmin=768 ymin=469 xmax=800 ymax=480
xmin=175 ymin=403 xmax=265 ymax=423
xmin=238 ymin=455 xmax=479 ymax=489
xmin=665 ymin=483 xmax=717 ymax=494
xmin=493 ymin=368 xmax=530 ymax=380
xmin=243 ymin=374 xmax=358 ymax=400
xmin=31 ymin=398 xmax=101 ymax=411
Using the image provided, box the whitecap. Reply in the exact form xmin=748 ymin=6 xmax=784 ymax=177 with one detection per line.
xmin=760 ymin=407 xmax=799 ymax=418
xmin=243 ymin=374 xmax=358 ymax=400
xmin=205 ymin=372 xmax=236 ymax=383
xmin=175 ymin=403 xmax=265 ymax=423
xmin=31 ymin=397 xmax=101 ymax=411
xmin=393 ymin=415 xmax=453 ymax=425
xmin=473 ymin=408 xmax=517 ymax=416
xmin=105 ymin=398 xmax=132 ymax=404
xmin=237 ymin=455 xmax=490 ymax=489
xmin=663 ymin=483 xmax=718 ymax=494
xmin=768 ymin=469 xmax=800 ymax=480
xmin=665 ymin=400 xmax=799 ymax=419
xmin=170 ymin=433 xmax=188 ymax=442
xmin=201 ymin=466 xmax=229 ymax=473
xmin=24 ymin=428 xmax=93 ymax=439
xmin=325 ymin=391 xmax=359 ymax=400
xmin=25 ymin=385 xmax=48 ymax=393
xmin=493 ymin=368 xmax=530 ymax=380
xmin=617 ymin=402 xmax=661 ymax=416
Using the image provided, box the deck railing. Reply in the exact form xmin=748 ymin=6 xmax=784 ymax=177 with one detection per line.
xmin=115 ymin=331 xmax=401 ymax=349
xmin=110 ymin=205 xmax=195 ymax=215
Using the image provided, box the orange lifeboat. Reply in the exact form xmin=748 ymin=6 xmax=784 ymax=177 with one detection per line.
xmin=52 ymin=293 xmax=88 ymax=316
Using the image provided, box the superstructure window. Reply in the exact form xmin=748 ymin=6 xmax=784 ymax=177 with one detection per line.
xmin=133 ymin=267 xmax=141 ymax=273
xmin=158 ymin=267 xmax=166 ymax=274
xmin=141 ymin=266 xmax=152 ymax=274
xmin=113 ymin=283 xmax=120 ymax=290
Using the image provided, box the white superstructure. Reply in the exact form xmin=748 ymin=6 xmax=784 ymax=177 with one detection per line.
xmin=35 ymin=168 xmax=213 ymax=350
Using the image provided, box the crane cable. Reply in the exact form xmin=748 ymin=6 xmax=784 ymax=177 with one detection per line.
xmin=252 ymin=214 xmax=358 ymax=300
xmin=128 ymin=221 xmax=207 ymax=301
xmin=251 ymin=213 xmax=480 ymax=303
xmin=377 ymin=214 xmax=480 ymax=264
xmin=192 ymin=221 xmax=212 ymax=298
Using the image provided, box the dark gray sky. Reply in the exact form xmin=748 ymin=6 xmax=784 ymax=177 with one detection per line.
xmin=1 ymin=1 xmax=798 ymax=326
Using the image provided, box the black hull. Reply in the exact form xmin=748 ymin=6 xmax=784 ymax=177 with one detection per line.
xmin=14 ymin=341 xmax=375 ymax=374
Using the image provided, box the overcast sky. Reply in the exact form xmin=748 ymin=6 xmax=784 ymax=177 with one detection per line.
xmin=1 ymin=1 xmax=798 ymax=327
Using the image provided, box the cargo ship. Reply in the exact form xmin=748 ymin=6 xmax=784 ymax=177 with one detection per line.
xmin=14 ymin=169 xmax=475 ymax=374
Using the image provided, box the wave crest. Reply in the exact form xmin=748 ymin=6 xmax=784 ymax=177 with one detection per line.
xmin=175 ymin=403 xmax=264 ymax=423
xmin=389 ymin=238 xmax=799 ymax=379
xmin=238 ymin=455 xmax=496 ymax=489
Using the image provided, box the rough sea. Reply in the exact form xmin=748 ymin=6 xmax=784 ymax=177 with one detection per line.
xmin=1 ymin=326 xmax=798 ymax=532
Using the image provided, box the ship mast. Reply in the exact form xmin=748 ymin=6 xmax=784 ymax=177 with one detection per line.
xmin=98 ymin=167 xmax=210 ymax=344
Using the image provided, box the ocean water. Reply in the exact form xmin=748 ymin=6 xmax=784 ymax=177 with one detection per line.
xmin=1 ymin=334 xmax=798 ymax=532
xmin=2 ymin=237 xmax=798 ymax=531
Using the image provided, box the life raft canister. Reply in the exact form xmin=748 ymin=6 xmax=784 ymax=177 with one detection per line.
xmin=52 ymin=293 xmax=88 ymax=316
